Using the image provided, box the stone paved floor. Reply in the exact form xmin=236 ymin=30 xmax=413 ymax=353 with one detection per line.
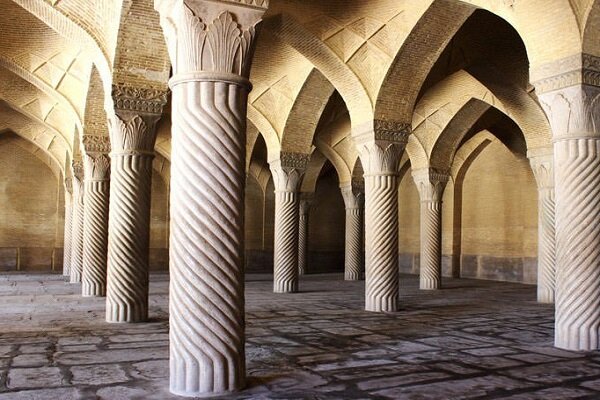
xmin=0 ymin=273 xmax=599 ymax=399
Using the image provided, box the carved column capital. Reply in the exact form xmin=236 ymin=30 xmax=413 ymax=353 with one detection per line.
xmin=107 ymin=114 xmax=160 ymax=154
xmin=538 ymin=84 xmax=600 ymax=140
xmin=412 ymin=168 xmax=449 ymax=203
xmin=299 ymin=193 xmax=313 ymax=215
xmin=64 ymin=177 xmax=73 ymax=195
xmin=83 ymin=153 xmax=111 ymax=181
xmin=155 ymin=0 xmax=268 ymax=79
xmin=340 ymin=184 xmax=364 ymax=210
xmin=269 ymin=152 xmax=309 ymax=192
xmin=529 ymin=153 xmax=554 ymax=190
xmin=72 ymin=160 xmax=84 ymax=181
xmin=109 ymin=84 xmax=167 ymax=154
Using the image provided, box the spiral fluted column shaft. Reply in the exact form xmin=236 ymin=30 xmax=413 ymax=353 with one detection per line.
xmin=169 ymin=79 xmax=246 ymax=395
xmin=344 ymin=208 xmax=362 ymax=281
xmin=364 ymin=174 xmax=399 ymax=312
xmin=537 ymin=189 xmax=556 ymax=303
xmin=62 ymin=193 xmax=73 ymax=277
xmin=274 ymin=191 xmax=300 ymax=292
xmin=82 ymin=154 xmax=110 ymax=297
xmin=106 ymin=148 xmax=153 ymax=322
xmin=420 ymin=202 xmax=442 ymax=290
xmin=554 ymin=138 xmax=600 ymax=350
xmin=70 ymin=175 xmax=85 ymax=284
xmin=298 ymin=207 xmax=309 ymax=276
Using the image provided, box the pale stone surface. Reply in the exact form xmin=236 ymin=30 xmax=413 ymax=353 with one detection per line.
xmin=355 ymin=127 xmax=407 ymax=312
xmin=540 ymin=84 xmax=600 ymax=350
xmin=340 ymin=184 xmax=363 ymax=281
xmin=529 ymin=151 xmax=556 ymax=304
xmin=81 ymin=150 xmax=110 ymax=297
xmin=69 ymin=161 xmax=85 ymax=284
xmin=105 ymin=90 xmax=165 ymax=323
xmin=270 ymin=155 xmax=308 ymax=293
xmin=412 ymin=168 xmax=448 ymax=290
xmin=156 ymin=0 xmax=267 ymax=396
xmin=62 ymin=179 xmax=73 ymax=278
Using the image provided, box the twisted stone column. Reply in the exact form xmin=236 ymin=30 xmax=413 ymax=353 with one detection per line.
xmin=529 ymin=152 xmax=556 ymax=304
xmin=412 ymin=169 xmax=448 ymax=290
xmin=82 ymin=138 xmax=111 ymax=297
xmin=105 ymin=87 xmax=165 ymax=323
xmin=69 ymin=161 xmax=85 ymax=284
xmin=341 ymin=183 xmax=364 ymax=281
xmin=298 ymin=195 xmax=312 ymax=276
xmin=538 ymin=79 xmax=600 ymax=350
xmin=62 ymin=178 xmax=73 ymax=278
xmin=270 ymin=155 xmax=308 ymax=293
xmin=156 ymin=0 xmax=267 ymax=396
xmin=355 ymin=122 xmax=407 ymax=312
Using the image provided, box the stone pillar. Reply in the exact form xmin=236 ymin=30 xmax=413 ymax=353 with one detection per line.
xmin=529 ymin=151 xmax=556 ymax=304
xmin=62 ymin=178 xmax=73 ymax=278
xmin=105 ymin=86 xmax=166 ymax=323
xmin=341 ymin=182 xmax=364 ymax=281
xmin=298 ymin=194 xmax=312 ymax=276
xmin=412 ymin=168 xmax=448 ymax=290
xmin=270 ymin=154 xmax=308 ymax=293
xmin=536 ymin=62 xmax=600 ymax=350
xmin=69 ymin=161 xmax=85 ymax=284
xmin=82 ymin=137 xmax=111 ymax=297
xmin=354 ymin=121 xmax=408 ymax=312
xmin=156 ymin=0 xmax=268 ymax=396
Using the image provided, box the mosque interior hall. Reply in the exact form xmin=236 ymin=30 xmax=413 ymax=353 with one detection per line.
xmin=0 ymin=0 xmax=600 ymax=398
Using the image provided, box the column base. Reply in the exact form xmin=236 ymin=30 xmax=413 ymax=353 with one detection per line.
xmin=274 ymin=281 xmax=298 ymax=293
xmin=537 ymin=288 xmax=555 ymax=304
xmin=555 ymin=327 xmax=600 ymax=351
xmin=170 ymin=388 xmax=241 ymax=399
xmin=345 ymin=272 xmax=361 ymax=281
xmin=106 ymin=306 xmax=148 ymax=323
xmin=420 ymin=280 xmax=441 ymax=290
xmin=365 ymin=297 xmax=398 ymax=313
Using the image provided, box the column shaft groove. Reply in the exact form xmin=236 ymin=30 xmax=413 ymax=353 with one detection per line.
xmin=70 ymin=173 xmax=85 ymax=284
xmin=106 ymin=151 xmax=153 ymax=322
xmin=555 ymin=138 xmax=600 ymax=350
xmin=169 ymin=80 xmax=246 ymax=395
xmin=420 ymin=201 xmax=442 ymax=290
xmin=273 ymin=191 xmax=300 ymax=292
xmin=345 ymin=208 xmax=362 ymax=280
xmin=364 ymin=174 xmax=399 ymax=312
xmin=82 ymin=153 xmax=110 ymax=297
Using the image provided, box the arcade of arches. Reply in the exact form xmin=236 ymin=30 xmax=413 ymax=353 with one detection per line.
xmin=1 ymin=0 xmax=600 ymax=398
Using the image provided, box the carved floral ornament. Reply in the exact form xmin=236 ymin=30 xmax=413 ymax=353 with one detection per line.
xmin=156 ymin=1 xmax=266 ymax=78
xmin=72 ymin=160 xmax=84 ymax=179
xmin=412 ymin=168 xmax=449 ymax=202
xmin=82 ymin=135 xmax=111 ymax=154
xmin=108 ymin=115 xmax=157 ymax=154
xmin=529 ymin=156 xmax=554 ymax=189
xmin=64 ymin=177 xmax=73 ymax=194
xmin=84 ymin=154 xmax=111 ymax=181
xmin=270 ymin=153 xmax=309 ymax=192
xmin=112 ymin=85 xmax=168 ymax=115
xmin=341 ymin=184 xmax=364 ymax=209
xmin=538 ymin=85 xmax=600 ymax=137
xmin=533 ymin=54 xmax=600 ymax=94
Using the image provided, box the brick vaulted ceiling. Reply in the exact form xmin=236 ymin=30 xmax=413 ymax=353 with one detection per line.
xmin=0 ymin=0 xmax=596 ymax=180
